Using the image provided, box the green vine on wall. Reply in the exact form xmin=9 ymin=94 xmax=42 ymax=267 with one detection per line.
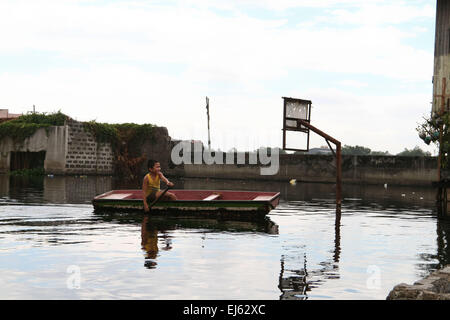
xmin=0 ymin=111 xmax=68 ymax=144
xmin=417 ymin=112 xmax=449 ymax=170
xmin=0 ymin=112 xmax=157 ymax=180
xmin=83 ymin=121 xmax=156 ymax=180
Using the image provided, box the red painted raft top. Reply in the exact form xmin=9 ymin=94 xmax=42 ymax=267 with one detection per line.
xmin=94 ymin=189 xmax=280 ymax=202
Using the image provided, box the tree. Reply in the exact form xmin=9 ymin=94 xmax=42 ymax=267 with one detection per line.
xmin=371 ymin=150 xmax=391 ymax=155
xmin=396 ymin=146 xmax=431 ymax=157
xmin=342 ymin=145 xmax=371 ymax=155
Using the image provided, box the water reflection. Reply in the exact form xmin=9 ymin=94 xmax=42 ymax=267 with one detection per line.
xmin=93 ymin=210 xmax=280 ymax=270
xmin=278 ymin=206 xmax=342 ymax=300
xmin=141 ymin=216 xmax=172 ymax=269
xmin=1 ymin=174 xmax=450 ymax=299
xmin=180 ymin=177 xmax=437 ymax=208
xmin=0 ymin=174 xmax=438 ymax=208
xmin=139 ymin=215 xmax=278 ymax=269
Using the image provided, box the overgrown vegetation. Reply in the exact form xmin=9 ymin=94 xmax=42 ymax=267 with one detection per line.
xmin=341 ymin=144 xmax=432 ymax=156
xmin=0 ymin=112 xmax=156 ymax=180
xmin=83 ymin=121 xmax=156 ymax=180
xmin=342 ymin=145 xmax=392 ymax=156
xmin=397 ymin=146 xmax=431 ymax=157
xmin=0 ymin=111 xmax=68 ymax=143
xmin=417 ymin=113 xmax=449 ymax=169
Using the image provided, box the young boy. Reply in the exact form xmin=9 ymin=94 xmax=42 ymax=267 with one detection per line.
xmin=143 ymin=159 xmax=177 ymax=212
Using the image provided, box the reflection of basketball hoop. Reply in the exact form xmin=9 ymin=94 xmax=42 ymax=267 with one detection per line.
xmin=281 ymin=97 xmax=342 ymax=207
xmin=282 ymin=97 xmax=311 ymax=152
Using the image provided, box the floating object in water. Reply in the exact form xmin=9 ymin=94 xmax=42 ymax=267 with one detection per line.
xmin=384 ymin=183 xmax=387 ymax=189
xmin=401 ymin=194 xmax=406 ymax=197
xmin=289 ymin=179 xmax=297 ymax=185
xmin=47 ymin=174 xmax=54 ymax=178
xmin=92 ymin=189 xmax=280 ymax=220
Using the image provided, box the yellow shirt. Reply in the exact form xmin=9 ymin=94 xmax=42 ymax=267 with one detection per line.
xmin=145 ymin=173 xmax=160 ymax=197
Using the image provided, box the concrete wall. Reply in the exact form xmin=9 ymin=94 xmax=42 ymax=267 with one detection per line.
xmin=0 ymin=120 xmax=115 ymax=175
xmin=167 ymin=154 xmax=438 ymax=186
xmin=44 ymin=126 xmax=68 ymax=174
xmin=138 ymin=127 xmax=179 ymax=176
xmin=432 ymin=0 xmax=450 ymax=114
xmin=65 ymin=119 xmax=114 ymax=175
xmin=0 ymin=119 xmax=172 ymax=176
xmin=0 ymin=120 xmax=439 ymax=186
xmin=0 ymin=126 xmax=67 ymax=174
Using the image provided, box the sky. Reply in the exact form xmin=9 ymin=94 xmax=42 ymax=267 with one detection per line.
xmin=0 ymin=0 xmax=438 ymax=155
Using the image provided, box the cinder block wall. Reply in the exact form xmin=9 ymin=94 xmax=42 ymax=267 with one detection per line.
xmin=0 ymin=119 xmax=172 ymax=176
xmin=65 ymin=119 xmax=114 ymax=175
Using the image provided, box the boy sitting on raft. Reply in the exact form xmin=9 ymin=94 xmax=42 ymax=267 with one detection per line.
xmin=143 ymin=159 xmax=177 ymax=212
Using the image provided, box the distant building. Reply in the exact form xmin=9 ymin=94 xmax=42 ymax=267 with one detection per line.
xmin=432 ymin=0 xmax=450 ymax=115
xmin=0 ymin=109 xmax=21 ymax=123
xmin=307 ymin=147 xmax=333 ymax=155
xmin=294 ymin=147 xmax=332 ymax=155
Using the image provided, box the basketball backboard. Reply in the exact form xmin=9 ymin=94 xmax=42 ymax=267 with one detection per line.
xmin=282 ymin=97 xmax=312 ymax=152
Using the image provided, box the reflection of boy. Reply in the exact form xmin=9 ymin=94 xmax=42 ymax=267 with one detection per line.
xmin=142 ymin=159 xmax=177 ymax=212
xmin=141 ymin=216 xmax=158 ymax=268
xmin=141 ymin=216 xmax=158 ymax=259
xmin=141 ymin=216 xmax=172 ymax=268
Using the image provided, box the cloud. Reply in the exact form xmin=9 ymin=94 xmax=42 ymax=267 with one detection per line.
xmin=337 ymin=80 xmax=368 ymax=88
xmin=0 ymin=0 xmax=437 ymax=155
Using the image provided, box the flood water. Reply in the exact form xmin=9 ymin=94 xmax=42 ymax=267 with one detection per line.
xmin=0 ymin=174 xmax=449 ymax=300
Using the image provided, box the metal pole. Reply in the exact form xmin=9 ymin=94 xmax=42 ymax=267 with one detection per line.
xmin=336 ymin=142 xmax=342 ymax=207
xmin=298 ymin=119 xmax=342 ymax=206
xmin=206 ymin=97 xmax=211 ymax=150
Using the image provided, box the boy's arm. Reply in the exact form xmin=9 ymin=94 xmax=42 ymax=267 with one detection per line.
xmin=159 ymin=172 xmax=174 ymax=187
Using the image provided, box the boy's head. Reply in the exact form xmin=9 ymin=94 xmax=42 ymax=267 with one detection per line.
xmin=147 ymin=159 xmax=161 ymax=172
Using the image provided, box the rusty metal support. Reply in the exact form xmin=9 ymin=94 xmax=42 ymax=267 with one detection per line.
xmin=325 ymin=139 xmax=336 ymax=158
xmin=298 ymin=119 xmax=342 ymax=207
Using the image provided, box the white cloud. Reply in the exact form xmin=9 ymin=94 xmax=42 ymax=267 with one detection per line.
xmin=337 ymin=80 xmax=368 ymax=88
xmin=0 ymin=0 xmax=437 ymax=154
